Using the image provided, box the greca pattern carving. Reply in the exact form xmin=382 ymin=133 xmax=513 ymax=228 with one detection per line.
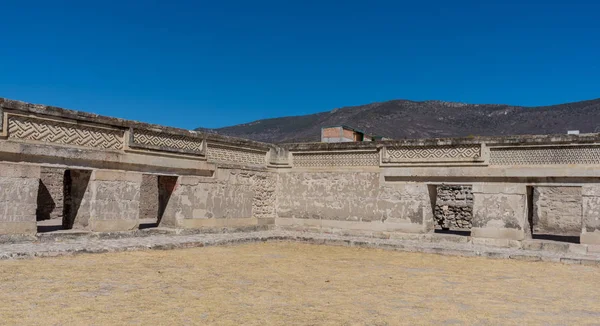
xmin=292 ymin=152 xmax=379 ymax=167
xmin=386 ymin=145 xmax=480 ymax=160
xmin=8 ymin=115 xmax=123 ymax=150
xmin=132 ymin=130 xmax=204 ymax=153
xmin=490 ymin=146 xmax=600 ymax=165
xmin=206 ymin=144 xmax=266 ymax=166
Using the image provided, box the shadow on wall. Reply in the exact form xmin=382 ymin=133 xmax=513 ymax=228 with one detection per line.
xmin=36 ymin=180 xmax=55 ymax=221
xmin=158 ymin=176 xmax=178 ymax=225
xmin=138 ymin=175 xmax=178 ymax=229
xmin=62 ymin=169 xmax=92 ymax=230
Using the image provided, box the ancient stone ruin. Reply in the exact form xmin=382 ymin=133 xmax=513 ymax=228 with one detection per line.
xmin=1 ymin=97 xmax=600 ymax=249
xmin=434 ymin=185 xmax=473 ymax=229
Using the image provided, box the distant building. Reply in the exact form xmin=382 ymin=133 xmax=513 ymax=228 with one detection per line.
xmin=321 ymin=125 xmax=383 ymax=143
xmin=568 ymin=130 xmax=580 ymax=135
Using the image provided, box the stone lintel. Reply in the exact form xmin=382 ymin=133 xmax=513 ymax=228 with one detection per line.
xmin=92 ymin=170 xmax=143 ymax=183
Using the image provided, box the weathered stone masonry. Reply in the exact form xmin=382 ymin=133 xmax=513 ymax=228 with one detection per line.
xmin=2 ymin=97 xmax=600 ymax=247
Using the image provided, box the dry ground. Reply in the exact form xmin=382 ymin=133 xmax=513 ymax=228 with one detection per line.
xmin=0 ymin=242 xmax=599 ymax=325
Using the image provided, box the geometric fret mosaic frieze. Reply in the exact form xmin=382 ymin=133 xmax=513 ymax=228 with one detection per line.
xmin=386 ymin=145 xmax=481 ymax=160
xmin=8 ymin=115 xmax=124 ymax=150
xmin=132 ymin=130 xmax=204 ymax=153
xmin=292 ymin=152 xmax=379 ymax=167
xmin=206 ymin=144 xmax=266 ymax=166
xmin=489 ymin=146 xmax=600 ymax=165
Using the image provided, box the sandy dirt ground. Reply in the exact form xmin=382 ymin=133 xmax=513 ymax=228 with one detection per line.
xmin=0 ymin=242 xmax=599 ymax=325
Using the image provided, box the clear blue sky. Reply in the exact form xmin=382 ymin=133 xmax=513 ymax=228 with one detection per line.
xmin=1 ymin=0 xmax=599 ymax=129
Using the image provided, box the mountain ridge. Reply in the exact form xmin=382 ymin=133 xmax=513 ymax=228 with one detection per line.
xmin=196 ymin=98 xmax=600 ymax=143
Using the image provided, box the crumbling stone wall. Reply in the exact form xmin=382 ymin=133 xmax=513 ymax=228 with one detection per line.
xmin=532 ymin=186 xmax=582 ymax=236
xmin=36 ymin=167 xmax=65 ymax=221
xmin=434 ymin=185 xmax=473 ymax=229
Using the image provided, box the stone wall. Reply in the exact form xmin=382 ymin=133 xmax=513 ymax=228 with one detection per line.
xmin=4 ymin=97 xmax=600 ymax=245
xmin=36 ymin=167 xmax=65 ymax=221
xmin=276 ymin=171 xmax=434 ymax=234
xmin=0 ymin=163 xmax=40 ymax=234
xmin=159 ymin=168 xmax=277 ymax=229
xmin=434 ymin=185 xmax=473 ymax=229
xmin=471 ymin=184 xmax=528 ymax=240
xmin=65 ymin=170 xmax=141 ymax=232
xmin=139 ymin=174 xmax=159 ymax=220
xmin=532 ymin=187 xmax=582 ymax=236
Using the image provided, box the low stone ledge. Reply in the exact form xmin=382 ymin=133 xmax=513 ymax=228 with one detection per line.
xmin=0 ymin=230 xmax=599 ymax=268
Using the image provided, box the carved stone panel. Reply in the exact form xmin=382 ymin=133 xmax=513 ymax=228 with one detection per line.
xmin=490 ymin=146 xmax=600 ymax=165
xmin=292 ymin=151 xmax=379 ymax=168
xmin=7 ymin=114 xmax=123 ymax=150
xmin=130 ymin=129 xmax=205 ymax=155
xmin=384 ymin=145 xmax=482 ymax=163
xmin=206 ymin=143 xmax=266 ymax=166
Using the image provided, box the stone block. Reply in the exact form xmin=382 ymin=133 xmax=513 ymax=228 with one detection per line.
xmin=521 ymin=240 xmax=543 ymax=251
xmin=587 ymin=244 xmax=600 ymax=253
xmin=67 ymin=169 xmax=141 ymax=232
xmin=92 ymin=170 xmax=142 ymax=183
xmin=541 ymin=241 xmax=569 ymax=253
xmin=0 ymin=163 xmax=40 ymax=235
xmin=581 ymin=231 xmax=600 ymax=245
xmin=582 ymin=196 xmax=600 ymax=235
xmin=472 ymin=183 xmax=527 ymax=240
xmin=472 ymin=237 xmax=521 ymax=248
xmin=568 ymin=244 xmax=588 ymax=255
xmin=532 ymin=186 xmax=582 ymax=236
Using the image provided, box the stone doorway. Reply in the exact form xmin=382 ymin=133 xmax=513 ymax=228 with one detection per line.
xmin=36 ymin=168 xmax=93 ymax=233
xmin=138 ymin=174 xmax=178 ymax=229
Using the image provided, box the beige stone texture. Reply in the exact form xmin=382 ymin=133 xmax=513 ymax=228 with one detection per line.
xmin=67 ymin=170 xmax=141 ymax=231
xmin=532 ymin=186 xmax=582 ymax=236
xmin=37 ymin=166 xmax=65 ymax=220
xmin=160 ymin=168 xmax=276 ymax=228
xmin=139 ymin=174 xmax=159 ymax=220
xmin=0 ymin=163 xmax=40 ymax=234
xmin=0 ymin=221 xmax=37 ymax=234
xmin=5 ymin=97 xmax=600 ymax=243
xmin=276 ymin=172 xmax=434 ymax=233
xmin=581 ymin=184 xmax=600 ymax=244
xmin=472 ymin=183 xmax=527 ymax=240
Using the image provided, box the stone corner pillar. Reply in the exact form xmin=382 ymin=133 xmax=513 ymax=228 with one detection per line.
xmin=69 ymin=169 xmax=142 ymax=232
xmin=0 ymin=163 xmax=40 ymax=235
xmin=581 ymin=185 xmax=600 ymax=245
xmin=471 ymin=183 xmax=528 ymax=240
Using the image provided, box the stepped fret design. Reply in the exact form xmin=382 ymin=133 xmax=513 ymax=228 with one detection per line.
xmin=132 ymin=130 xmax=204 ymax=153
xmin=490 ymin=146 xmax=600 ymax=165
xmin=387 ymin=145 xmax=480 ymax=160
xmin=293 ymin=152 xmax=379 ymax=167
xmin=8 ymin=115 xmax=123 ymax=150
xmin=206 ymin=144 xmax=266 ymax=166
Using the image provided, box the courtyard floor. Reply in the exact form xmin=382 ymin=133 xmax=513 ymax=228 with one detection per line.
xmin=0 ymin=242 xmax=599 ymax=325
